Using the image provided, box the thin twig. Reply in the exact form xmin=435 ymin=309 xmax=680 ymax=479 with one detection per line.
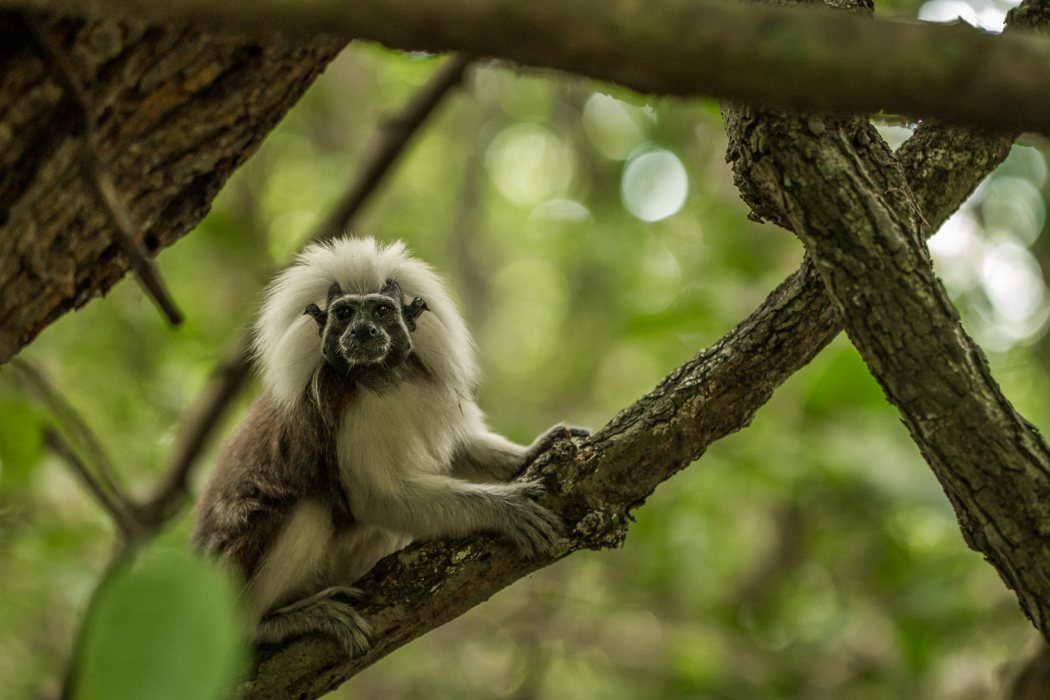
xmin=42 ymin=428 xmax=142 ymax=539
xmin=24 ymin=16 xmax=183 ymax=326
xmin=9 ymin=359 xmax=136 ymax=519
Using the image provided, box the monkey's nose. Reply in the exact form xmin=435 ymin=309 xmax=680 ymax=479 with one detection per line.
xmin=352 ymin=324 xmax=379 ymax=340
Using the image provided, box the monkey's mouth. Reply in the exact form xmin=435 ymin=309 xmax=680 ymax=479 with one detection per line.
xmin=340 ymin=339 xmax=391 ymax=366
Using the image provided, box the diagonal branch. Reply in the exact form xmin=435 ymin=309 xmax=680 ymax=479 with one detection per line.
xmin=722 ymin=0 xmax=1050 ymax=647
xmin=8 ymin=0 xmax=1050 ymax=136
xmin=42 ymin=428 xmax=143 ymax=538
xmin=313 ymin=53 xmax=471 ymax=243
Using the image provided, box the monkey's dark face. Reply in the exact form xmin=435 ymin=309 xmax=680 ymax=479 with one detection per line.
xmin=304 ymin=279 xmax=428 ymax=380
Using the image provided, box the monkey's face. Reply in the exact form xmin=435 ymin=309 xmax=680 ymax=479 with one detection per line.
xmin=304 ymin=279 xmax=428 ymax=379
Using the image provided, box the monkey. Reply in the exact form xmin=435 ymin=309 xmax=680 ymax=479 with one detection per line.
xmin=192 ymin=237 xmax=585 ymax=656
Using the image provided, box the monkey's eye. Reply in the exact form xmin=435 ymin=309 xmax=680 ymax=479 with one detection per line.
xmin=374 ymin=303 xmax=392 ymax=318
xmin=333 ymin=306 xmax=353 ymax=321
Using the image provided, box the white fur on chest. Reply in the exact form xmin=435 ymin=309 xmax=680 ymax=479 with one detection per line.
xmin=337 ymin=378 xmax=472 ymax=514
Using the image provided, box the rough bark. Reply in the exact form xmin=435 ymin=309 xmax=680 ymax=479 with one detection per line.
xmin=722 ymin=0 xmax=1050 ymax=646
xmin=8 ymin=0 xmax=1050 ymax=135
xmin=0 ymin=11 xmax=342 ymax=362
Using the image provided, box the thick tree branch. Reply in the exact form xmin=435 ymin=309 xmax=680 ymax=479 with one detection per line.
xmin=8 ymin=0 xmax=1050 ymax=136
xmin=723 ymin=0 xmax=1050 ymax=648
xmin=0 ymin=11 xmax=343 ymax=364
xmin=23 ymin=15 xmax=183 ymax=326
xmin=6 ymin=0 xmax=1046 ymax=364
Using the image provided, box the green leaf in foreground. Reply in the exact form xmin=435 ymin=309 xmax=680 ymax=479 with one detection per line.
xmin=76 ymin=544 xmax=247 ymax=700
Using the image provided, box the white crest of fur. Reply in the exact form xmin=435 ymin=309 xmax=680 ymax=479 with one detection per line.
xmin=253 ymin=237 xmax=478 ymax=410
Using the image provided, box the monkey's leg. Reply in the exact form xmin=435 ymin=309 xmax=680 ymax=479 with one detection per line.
xmin=255 ymin=586 xmax=371 ymax=656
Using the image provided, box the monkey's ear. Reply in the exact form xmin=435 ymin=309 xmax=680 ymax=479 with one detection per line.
xmin=304 ymin=303 xmax=327 ymax=335
xmin=403 ymin=296 xmax=429 ymax=332
xmin=326 ymin=282 xmax=344 ymax=306
xmin=380 ymin=278 xmax=403 ymax=302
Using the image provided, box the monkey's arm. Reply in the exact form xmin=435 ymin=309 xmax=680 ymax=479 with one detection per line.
xmin=350 ymin=473 xmax=560 ymax=557
xmin=450 ymin=424 xmax=591 ymax=482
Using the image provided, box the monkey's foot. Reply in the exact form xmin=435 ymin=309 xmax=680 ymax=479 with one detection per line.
xmin=256 ymin=586 xmax=372 ymax=657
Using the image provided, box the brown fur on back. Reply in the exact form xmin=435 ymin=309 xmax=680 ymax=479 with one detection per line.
xmin=193 ymin=365 xmax=355 ymax=581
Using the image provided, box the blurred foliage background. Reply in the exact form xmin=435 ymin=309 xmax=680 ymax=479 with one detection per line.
xmin=3 ymin=0 xmax=1050 ymax=696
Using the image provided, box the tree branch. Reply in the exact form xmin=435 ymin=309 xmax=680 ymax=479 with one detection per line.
xmin=0 ymin=12 xmax=343 ymax=364
xmin=10 ymin=357 xmax=144 ymax=537
xmin=23 ymin=16 xmax=183 ymax=326
xmin=723 ymin=0 xmax=1050 ymax=648
xmin=41 ymin=428 xmax=143 ymax=539
xmin=136 ymin=335 xmax=253 ymax=529
xmin=8 ymin=0 xmax=1050 ymax=136
xmin=313 ymin=53 xmax=471 ymax=243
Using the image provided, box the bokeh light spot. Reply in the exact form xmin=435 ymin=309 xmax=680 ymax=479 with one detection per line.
xmin=485 ymin=124 xmax=575 ymax=205
xmin=621 ymin=148 xmax=689 ymax=222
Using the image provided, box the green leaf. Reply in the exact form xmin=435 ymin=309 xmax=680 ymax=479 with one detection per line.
xmin=76 ymin=544 xmax=247 ymax=700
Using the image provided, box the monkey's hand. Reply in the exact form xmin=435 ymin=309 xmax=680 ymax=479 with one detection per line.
xmin=255 ymin=586 xmax=372 ymax=657
xmin=520 ymin=423 xmax=591 ymax=473
xmin=498 ymin=480 xmax=564 ymax=557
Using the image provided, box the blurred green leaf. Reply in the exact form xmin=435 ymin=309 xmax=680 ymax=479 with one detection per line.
xmin=76 ymin=544 xmax=246 ymax=700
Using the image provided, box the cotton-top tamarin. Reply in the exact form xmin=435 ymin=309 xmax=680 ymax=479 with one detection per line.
xmin=193 ymin=237 xmax=583 ymax=654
